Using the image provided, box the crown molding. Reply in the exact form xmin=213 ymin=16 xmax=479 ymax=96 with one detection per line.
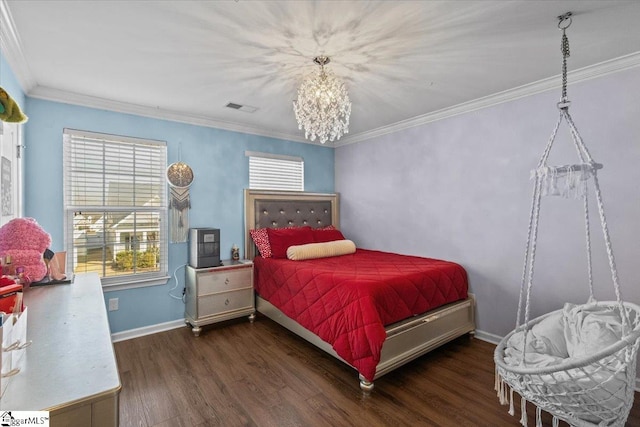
xmin=26 ymin=49 xmax=640 ymax=149
xmin=0 ymin=0 xmax=37 ymax=92
xmin=334 ymin=51 xmax=640 ymax=147
xmin=28 ymin=85 xmax=319 ymax=145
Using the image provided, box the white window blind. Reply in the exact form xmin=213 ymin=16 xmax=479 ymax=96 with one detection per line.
xmin=63 ymin=129 xmax=168 ymax=288
xmin=247 ymin=152 xmax=304 ymax=191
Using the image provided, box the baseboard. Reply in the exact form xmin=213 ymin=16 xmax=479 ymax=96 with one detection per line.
xmin=111 ymin=319 xmax=186 ymax=343
xmin=475 ymin=329 xmax=640 ymax=392
xmin=473 ymin=329 xmax=502 ymax=345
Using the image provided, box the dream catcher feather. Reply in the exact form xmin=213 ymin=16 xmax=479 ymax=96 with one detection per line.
xmin=166 ymin=160 xmax=194 ymax=243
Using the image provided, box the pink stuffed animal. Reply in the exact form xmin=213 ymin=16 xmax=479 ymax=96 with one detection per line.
xmin=0 ymin=218 xmax=51 ymax=282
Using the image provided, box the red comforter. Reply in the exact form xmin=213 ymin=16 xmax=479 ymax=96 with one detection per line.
xmin=254 ymin=249 xmax=468 ymax=381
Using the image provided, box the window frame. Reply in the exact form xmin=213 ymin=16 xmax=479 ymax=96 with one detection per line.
xmin=63 ymin=128 xmax=169 ymax=290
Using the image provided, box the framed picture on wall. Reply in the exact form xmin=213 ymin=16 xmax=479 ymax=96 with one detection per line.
xmin=0 ymin=121 xmax=22 ymax=224
xmin=1 ymin=156 xmax=11 ymax=216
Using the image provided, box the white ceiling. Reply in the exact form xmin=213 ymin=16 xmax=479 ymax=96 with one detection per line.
xmin=2 ymin=1 xmax=640 ymax=146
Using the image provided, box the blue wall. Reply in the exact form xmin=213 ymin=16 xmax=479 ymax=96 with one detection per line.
xmin=23 ymin=98 xmax=334 ymax=333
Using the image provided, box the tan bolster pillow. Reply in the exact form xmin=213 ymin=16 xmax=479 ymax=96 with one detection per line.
xmin=287 ymin=240 xmax=356 ymax=261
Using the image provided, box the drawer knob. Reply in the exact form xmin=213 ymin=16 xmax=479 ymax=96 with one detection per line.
xmin=225 ymin=278 xmax=230 ymax=285
xmin=225 ymin=299 xmax=230 ymax=306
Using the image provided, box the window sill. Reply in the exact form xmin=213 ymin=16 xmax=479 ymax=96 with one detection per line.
xmin=101 ymin=275 xmax=170 ymax=292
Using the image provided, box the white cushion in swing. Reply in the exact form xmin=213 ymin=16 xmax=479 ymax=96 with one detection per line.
xmin=504 ymin=302 xmax=628 ymax=367
xmin=503 ymin=311 xmax=568 ymax=366
xmin=563 ymin=302 xmax=625 ymax=358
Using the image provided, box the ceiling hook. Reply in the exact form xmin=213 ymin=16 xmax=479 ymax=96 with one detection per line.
xmin=557 ymin=12 xmax=572 ymax=31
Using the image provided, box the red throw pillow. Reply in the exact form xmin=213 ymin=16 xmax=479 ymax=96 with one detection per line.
xmin=313 ymin=228 xmax=345 ymax=243
xmin=249 ymin=228 xmax=272 ymax=258
xmin=267 ymin=226 xmax=314 ymax=258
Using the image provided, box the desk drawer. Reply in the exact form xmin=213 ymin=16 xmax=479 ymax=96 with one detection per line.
xmin=197 ymin=268 xmax=251 ymax=295
xmin=198 ymin=288 xmax=253 ymax=315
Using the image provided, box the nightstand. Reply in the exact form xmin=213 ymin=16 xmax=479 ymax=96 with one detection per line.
xmin=185 ymin=260 xmax=255 ymax=336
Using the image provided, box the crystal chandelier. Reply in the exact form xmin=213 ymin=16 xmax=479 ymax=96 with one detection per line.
xmin=293 ymin=56 xmax=351 ymax=144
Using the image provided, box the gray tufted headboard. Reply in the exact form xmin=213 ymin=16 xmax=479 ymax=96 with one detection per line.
xmin=244 ymin=189 xmax=340 ymax=259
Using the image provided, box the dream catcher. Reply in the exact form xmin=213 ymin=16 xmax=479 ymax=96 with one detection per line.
xmin=166 ymin=157 xmax=194 ymax=243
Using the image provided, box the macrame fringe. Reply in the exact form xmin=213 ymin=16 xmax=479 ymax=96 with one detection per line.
xmin=498 ymin=377 xmax=565 ymax=427
xmin=496 ymin=370 xmax=517 ymax=416
xmin=520 ymin=397 xmax=527 ymax=427
xmin=169 ymin=187 xmax=191 ymax=243
xmin=533 ymin=164 xmax=591 ymax=199
xmin=508 ymin=387 xmax=515 ymax=416
xmin=498 ymin=384 xmax=564 ymax=427
xmin=494 ymin=370 xmax=510 ymax=406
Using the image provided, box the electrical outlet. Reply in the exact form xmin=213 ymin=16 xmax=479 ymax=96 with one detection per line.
xmin=108 ymin=298 xmax=119 ymax=311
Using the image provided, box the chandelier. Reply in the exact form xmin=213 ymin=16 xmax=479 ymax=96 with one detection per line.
xmin=293 ymin=56 xmax=351 ymax=144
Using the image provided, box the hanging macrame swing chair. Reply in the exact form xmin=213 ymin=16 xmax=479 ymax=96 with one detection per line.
xmin=494 ymin=13 xmax=640 ymax=427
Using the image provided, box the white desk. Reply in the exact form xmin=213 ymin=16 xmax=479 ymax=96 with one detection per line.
xmin=1 ymin=273 xmax=120 ymax=426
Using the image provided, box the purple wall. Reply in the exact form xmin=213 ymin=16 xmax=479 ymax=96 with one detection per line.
xmin=336 ymin=66 xmax=640 ymax=364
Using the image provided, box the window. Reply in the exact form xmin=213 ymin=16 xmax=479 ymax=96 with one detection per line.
xmin=63 ymin=129 xmax=168 ymax=289
xmin=247 ymin=151 xmax=304 ymax=191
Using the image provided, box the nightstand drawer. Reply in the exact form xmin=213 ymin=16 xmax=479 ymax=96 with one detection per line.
xmin=197 ymin=268 xmax=252 ymax=295
xmin=198 ymin=288 xmax=253 ymax=314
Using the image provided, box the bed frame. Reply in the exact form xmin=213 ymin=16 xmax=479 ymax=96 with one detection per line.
xmin=244 ymin=189 xmax=476 ymax=392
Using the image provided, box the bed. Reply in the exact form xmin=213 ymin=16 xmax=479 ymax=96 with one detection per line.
xmin=244 ymin=189 xmax=476 ymax=392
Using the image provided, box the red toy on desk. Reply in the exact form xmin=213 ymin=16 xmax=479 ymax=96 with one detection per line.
xmin=0 ymin=279 xmax=23 ymax=314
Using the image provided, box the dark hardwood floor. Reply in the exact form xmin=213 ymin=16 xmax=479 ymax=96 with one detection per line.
xmin=114 ymin=315 xmax=640 ymax=426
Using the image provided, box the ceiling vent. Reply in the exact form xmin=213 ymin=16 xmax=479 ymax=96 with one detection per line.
xmin=225 ymin=102 xmax=258 ymax=113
